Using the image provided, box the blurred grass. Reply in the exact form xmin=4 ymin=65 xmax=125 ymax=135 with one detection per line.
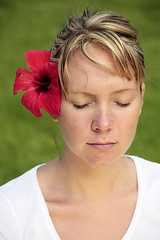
xmin=0 ymin=0 xmax=160 ymax=185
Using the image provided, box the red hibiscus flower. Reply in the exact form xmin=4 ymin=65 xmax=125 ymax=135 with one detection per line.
xmin=13 ymin=50 xmax=61 ymax=117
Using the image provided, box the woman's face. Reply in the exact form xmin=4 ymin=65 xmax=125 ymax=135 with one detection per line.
xmin=56 ymin=45 xmax=145 ymax=166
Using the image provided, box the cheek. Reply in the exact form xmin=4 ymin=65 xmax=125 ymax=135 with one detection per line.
xmin=59 ymin=103 xmax=90 ymax=139
xmin=117 ymin=106 xmax=141 ymax=137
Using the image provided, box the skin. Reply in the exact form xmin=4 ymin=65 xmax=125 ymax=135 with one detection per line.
xmin=54 ymin=44 xmax=144 ymax=169
xmin=38 ymin=44 xmax=145 ymax=239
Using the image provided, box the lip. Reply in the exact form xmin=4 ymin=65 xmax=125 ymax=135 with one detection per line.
xmin=87 ymin=142 xmax=117 ymax=150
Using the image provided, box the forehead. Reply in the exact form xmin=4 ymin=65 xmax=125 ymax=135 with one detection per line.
xmin=66 ymin=45 xmax=137 ymax=94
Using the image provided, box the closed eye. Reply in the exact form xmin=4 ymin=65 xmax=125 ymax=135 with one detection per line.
xmin=116 ymin=102 xmax=130 ymax=107
xmin=73 ymin=103 xmax=88 ymax=109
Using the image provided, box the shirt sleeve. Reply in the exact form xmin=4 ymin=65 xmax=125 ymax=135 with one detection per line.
xmin=0 ymin=193 xmax=21 ymax=240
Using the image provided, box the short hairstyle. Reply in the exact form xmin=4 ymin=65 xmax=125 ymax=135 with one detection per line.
xmin=51 ymin=8 xmax=145 ymax=95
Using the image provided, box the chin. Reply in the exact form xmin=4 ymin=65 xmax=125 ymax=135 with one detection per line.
xmin=85 ymin=155 xmax=121 ymax=167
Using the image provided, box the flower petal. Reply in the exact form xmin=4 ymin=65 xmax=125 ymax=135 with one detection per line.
xmin=25 ymin=50 xmax=51 ymax=73
xmin=38 ymin=62 xmax=61 ymax=115
xmin=14 ymin=50 xmax=61 ymax=117
xmin=39 ymin=86 xmax=61 ymax=115
xmin=13 ymin=68 xmax=37 ymax=95
xmin=47 ymin=62 xmax=59 ymax=86
xmin=21 ymin=89 xmax=43 ymax=117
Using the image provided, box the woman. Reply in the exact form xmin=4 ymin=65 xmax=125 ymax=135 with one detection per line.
xmin=0 ymin=8 xmax=160 ymax=240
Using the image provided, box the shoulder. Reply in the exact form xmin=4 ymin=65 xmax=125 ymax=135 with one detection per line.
xmin=127 ymin=155 xmax=160 ymax=191
xmin=0 ymin=165 xmax=42 ymax=198
xmin=130 ymin=155 xmax=160 ymax=195
xmin=129 ymin=156 xmax=160 ymax=232
xmin=0 ymin=165 xmax=43 ymax=239
xmin=129 ymin=155 xmax=160 ymax=173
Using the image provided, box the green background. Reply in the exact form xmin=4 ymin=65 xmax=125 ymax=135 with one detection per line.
xmin=0 ymin=0 xmax=160 ymax=185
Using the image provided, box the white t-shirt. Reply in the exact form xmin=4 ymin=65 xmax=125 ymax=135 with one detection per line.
xmin=0 ymin=156 xmax=160 ymax=240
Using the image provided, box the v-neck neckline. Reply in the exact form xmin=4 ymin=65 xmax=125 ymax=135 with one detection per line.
xmin=33 ymin=155 xmax=143 ymax=240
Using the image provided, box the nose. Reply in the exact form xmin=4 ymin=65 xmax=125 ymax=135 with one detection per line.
xmin=91 ymin=108 xmax=113 ymax=132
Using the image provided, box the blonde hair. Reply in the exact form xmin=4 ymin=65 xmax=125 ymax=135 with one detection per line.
xmin=51 ymin=8 xmax=145 ymax=95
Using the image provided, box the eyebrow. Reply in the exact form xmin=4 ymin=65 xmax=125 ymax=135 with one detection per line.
xmin=68 ymin=92 xmax=94 ymax=97
xmin=69 ymin=88 xmax=137 ymax=96
xmin=112 ymin=88 xmax=138 ymax=94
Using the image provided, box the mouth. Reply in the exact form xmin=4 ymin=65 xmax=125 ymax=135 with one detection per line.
xmin=87 ymin=142 xmax=117 ymax=150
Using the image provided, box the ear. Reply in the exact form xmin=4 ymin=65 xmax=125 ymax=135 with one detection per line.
xmin=141 ymin=82 xmax=145 ymax=99
xmin=50 ymin=114 xmax=59 ymax=122
xmin=141 ymin=82 xmax=145 ymax=106
xmin=139 ymin=83 xmax=145 ymax=116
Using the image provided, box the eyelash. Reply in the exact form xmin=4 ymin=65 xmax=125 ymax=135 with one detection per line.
xmin=73 ymin=104 xmax=88 ymax=109
xmin=73 ymin=102 xmax=130 ymax=110
xmin=116 ymin=102 xmax=130 ymax=107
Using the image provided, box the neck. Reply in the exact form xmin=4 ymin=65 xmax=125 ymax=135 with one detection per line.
xmin=57 ymin=149 xmax=136 ymax=200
